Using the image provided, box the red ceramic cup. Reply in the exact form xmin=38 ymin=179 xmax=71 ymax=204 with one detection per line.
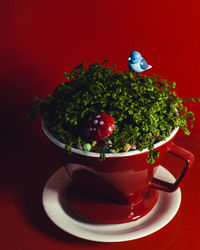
xmin=42 ymin=119 xmax=194 ymax=223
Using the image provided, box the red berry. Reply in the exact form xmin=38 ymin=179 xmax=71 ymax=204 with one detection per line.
xmin=85 ymin=112 xmax=115 ymax=141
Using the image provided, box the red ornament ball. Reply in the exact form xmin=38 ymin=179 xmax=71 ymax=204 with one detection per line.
xmin=85 ymin=112 xmax=115 ymax=141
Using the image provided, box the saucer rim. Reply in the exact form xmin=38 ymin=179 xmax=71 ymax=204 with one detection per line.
xmin=42 ymin=165 xmax=181 ymax=242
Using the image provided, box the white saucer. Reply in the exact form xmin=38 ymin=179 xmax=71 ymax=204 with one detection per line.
xmin=42 ymin=165 xmax=181 ymax=242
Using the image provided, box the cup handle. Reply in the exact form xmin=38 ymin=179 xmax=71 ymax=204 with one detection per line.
xmin=150 ymin=142 xmax=194 ymax=192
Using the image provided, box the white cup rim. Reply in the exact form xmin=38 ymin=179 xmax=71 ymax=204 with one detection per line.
xmin=41 ymin=118 xmax=179 ymax=158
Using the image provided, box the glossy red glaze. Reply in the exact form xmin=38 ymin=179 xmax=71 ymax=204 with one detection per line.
xmin=66 ymin=181 xmax=159 ymax=224
xmin=66 ymin=152 xmax=159 ymax=206
xmin=63 ymin=136 xmax=194 ymax=223
xmin=42 ymin=119 xmax=194 ymax=223
xmin=85 ymin=112 xmax=115 ymax=141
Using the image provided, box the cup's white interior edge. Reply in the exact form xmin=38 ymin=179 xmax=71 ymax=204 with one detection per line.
xmin=41 ymin=118 xmax=179 ymax=158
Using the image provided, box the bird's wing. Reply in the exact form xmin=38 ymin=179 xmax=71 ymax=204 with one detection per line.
xmin=140 ymin=58 xmax=150 ymax=70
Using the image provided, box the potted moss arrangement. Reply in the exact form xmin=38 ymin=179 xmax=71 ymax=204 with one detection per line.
xmin=29 ymin=53 xmax=199 ymax=224
xmin=29 ymin=58 xmax=199 ymax=162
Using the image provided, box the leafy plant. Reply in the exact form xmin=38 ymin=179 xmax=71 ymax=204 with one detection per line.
xmin=28 ymin=60 xmax=200 ymax=163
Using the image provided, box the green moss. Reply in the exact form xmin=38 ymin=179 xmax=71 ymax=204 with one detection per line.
xmin=28 ymin=60 xmax=200 ymax=163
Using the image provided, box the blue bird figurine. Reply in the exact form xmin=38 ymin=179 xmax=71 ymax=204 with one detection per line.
xmin=128 ymin=51 xmax=152 ymax=73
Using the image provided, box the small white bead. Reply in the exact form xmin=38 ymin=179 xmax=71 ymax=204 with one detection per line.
xmin=109 ymin=149 xmax=115 ymax=153
xmin=108 ymin=126 xmax=112 ymax=132
xmin=99 ymin=120 xmax=104 ymax=125
xmin=107 ymin=140 xmax=112 ymax=145
xmin=130 ymin=144 xmax=137 ymax=150
xmin=76 ymin=143 xmax=83 ymax=150
xmin=93 ymin=119 xmax=98 ymax=124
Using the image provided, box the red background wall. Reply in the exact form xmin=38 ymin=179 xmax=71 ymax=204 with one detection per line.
xmin=1 ymin=1 xmax=200 ymax=250
xmin=1 ymin=0 xmax=200 ymax=139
